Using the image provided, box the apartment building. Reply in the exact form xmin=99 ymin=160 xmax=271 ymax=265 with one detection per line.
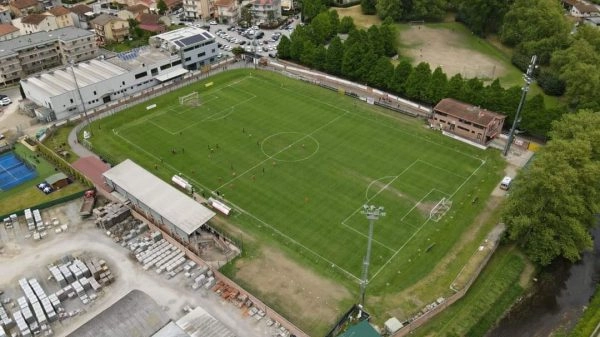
xmin=19 ymin=14 xmax=58 ymax=33
xmin=68 ymin=4 xmax=94 ymax=29
xmin=0 ymin=27 xmax=97 ymax=85
xmin=214 ymin=0 xmax=238 ymax=24
xmin=252 ymin=0 xmax=281 ymax=24
xmin=183 ymin=0 xmax=211 ymax=20
xmin=90 ymin=14 xmax=130 ymax=45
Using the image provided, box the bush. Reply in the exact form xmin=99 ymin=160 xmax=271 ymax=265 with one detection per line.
xmin=536 ymin=68 xmax=565 ymax=96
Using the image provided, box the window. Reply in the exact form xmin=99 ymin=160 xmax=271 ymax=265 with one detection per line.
xmin=197 ymin=52 xmax=205 ymax=57
xmin=135 ymin=71 xmax=147 ymax=79
xmin=70 ymin=98 xmax=74 ymax=103
xmin=93 ymin=90 xmax=96 ymax=95
xmin=184 ymin=57 xmax=191 ymax=61
xmin=151 ymin=68 xmax=158 ymax=76
xmin=173 ymin=60 xmax=181 ymax=66
xmin=122 ymin=81 xmax=125 ymax=85
xmin=160 ymin=64 xmax=171 ymax=70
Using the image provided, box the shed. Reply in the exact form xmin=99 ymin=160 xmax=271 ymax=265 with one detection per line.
xmin=384 ymin=317 xmax=404 ymax=334
xmin=45 ymin=172 xmax=70 ymax=189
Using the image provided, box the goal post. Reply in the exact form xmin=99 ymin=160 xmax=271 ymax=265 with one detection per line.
xmin=179 ymin=91 xmax=200 ymax=106
xmin=429 ymin=197 xmax=452 ymax=222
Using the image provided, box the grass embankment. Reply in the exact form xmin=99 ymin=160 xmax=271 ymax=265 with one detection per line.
xmin=0 ymin=143 xmax=85 ymax=215
xmin=43 ymin=125 xmax=79 ymax=163
xmin=412 ymin=247 xmax=525 ymax=337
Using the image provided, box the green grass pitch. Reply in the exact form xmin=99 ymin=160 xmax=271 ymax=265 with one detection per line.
xmin=90 ymin=69 xmax=504 ymax=295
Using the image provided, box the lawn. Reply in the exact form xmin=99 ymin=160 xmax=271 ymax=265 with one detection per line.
xmin=89 ymin=68 xmax=504 ymax=287
xmin=0 ymin=144 xmax=86 ymax=216
xmin=43 ymin=125 xmax=79 ymax=163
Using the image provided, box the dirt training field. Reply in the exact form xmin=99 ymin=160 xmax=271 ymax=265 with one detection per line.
xmin=399 ymin=25 xmax=508 ymax=80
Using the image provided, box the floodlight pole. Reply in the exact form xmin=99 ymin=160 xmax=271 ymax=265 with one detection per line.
xmin=70 ymin=60 xmax=92 ymax=135
xmin=359 ymin=205 xmax=385 ymax=307
xmin=503 ymin=55 xmax=537 ymax=157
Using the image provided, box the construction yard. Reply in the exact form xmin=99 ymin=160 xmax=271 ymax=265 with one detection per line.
xmin=0 ymin=200 xmax=290 ymax=337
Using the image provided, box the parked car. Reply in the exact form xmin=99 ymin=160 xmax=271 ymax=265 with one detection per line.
xmin=209 ymin=20 xmax=217 ymax=25
xmin=0 ymin=95 xmax=11 ymax=106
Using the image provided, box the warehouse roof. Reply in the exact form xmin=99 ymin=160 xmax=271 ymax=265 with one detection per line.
xmin=152 ymin=322 xmax=189 ymax=337
xmin=103 ymin=159 xmax=215 ymax=235
xmin=69 ymin=290 xmax=170 ymax=337
xmin=175 ymin=307 xmax=235 ymax=337
xmin=20 ymin=59 xmax=126 ymax=98
xmin=0 ymin=26 xmax=95 ymax=58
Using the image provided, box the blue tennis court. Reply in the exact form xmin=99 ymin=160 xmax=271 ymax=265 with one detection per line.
xmin=0 ymin=152 xmax=37 ymax=191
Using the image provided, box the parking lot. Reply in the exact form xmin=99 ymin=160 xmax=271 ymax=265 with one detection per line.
xmin=0 ymin=201 xmax=286 ymax=337
xmin=183 ymin=19 xmax=299 ymax=58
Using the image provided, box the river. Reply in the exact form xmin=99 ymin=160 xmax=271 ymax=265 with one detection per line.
xmin=488 ymin=227 xmax=600 ymax=337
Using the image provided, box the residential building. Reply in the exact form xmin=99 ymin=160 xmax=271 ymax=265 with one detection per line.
xmin=0 ymin=23 xmax=20 ymax=41
xmin=90 ymin=14 xmax=130 ymax=45
xmin=0 ymin=27 xmax=97 ymax=85
xmin=20 ymin=46 xmax=186 ymax=120
xmin=214 ymin=0 xmax=238 ymax=24
xmin=68 ymin=4 xmax=94 ymax=29
xmin=137 ymin=13 xmax=168 ymax=33
xmin=584 ymin=16 xmax=600 ymax=26
xmin=570 ymin=2 xmax=599 ymax=17
xmin=0 ymin=5 xmax=12 ymax=23
xmin=117 ymin=4 xmax=150 ymax=20
xmin=183 ymin=0 xmax=211 ymax=20
xmin=47 ymin=6 xmax=74 ymax=28
xmin=252 ymin=0 xmax=281 ymax=24
xmin=19 ymin=13 xmax=58 ymax=33
xmin=431 ymin=98 xmax=505 ymax=146
xmin=149 ymin=26 xmax=218 ymax=70
xmin=9 ymin=0 xmax=41 ymax=17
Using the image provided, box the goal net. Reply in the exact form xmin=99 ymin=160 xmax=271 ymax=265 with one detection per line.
xmin=429 ymin=197 xmax=452 ymax=222
xmin=179 ymin=92 xmax=200 ymax=106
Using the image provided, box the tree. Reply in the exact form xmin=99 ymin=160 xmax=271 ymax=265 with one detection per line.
xmin=389 ymin=60 xmax=412 ymax=95
xmin=409 ymin=0 xmax=446 ymax=21
xmin=445 ymin=73 xmax=464 ymax=100
xmin=231 ymin=46 xmax=245 ymax=58
xmin=324 ymin=36 xmax=344 ymax=75
xmin=300 ymin=41 xmax=317 ymax=67
xmin=503 ymin=110 xmax=600 ymax=266
xmin=313 ymin=45 xmax=327 ymax=71
xmin=376 ymin=0 xmax=402 ymax=21
xmin=310 ymin=11 xmax=333 ymax=44
xmin=425 ymin=67 xmax=448 ymax=104
xmin=361 ymin=0 xmax=376 ymax=15
xmin=339 ymin=16 xmax=355 ymax=34
xmin=341 ymin=43 xmax=365 ymax=80
xmin=328 ymin=10 xmax=339 ymax=35
xmin=500 ymin=0 xmax=570 ymax=64
xmin=277 ymin=35 xmax=291 ymax=59
xmin=380 ymin=18 xmax=397 ymax=56
xmin=157 ymin=0 xmax=168 ymax=15
xmin=368 ymin=57 xmax=393 ymax=89
xmin=301 ymin=0 xmax=325 ymax=22
xmin=404 ymin=62 xmax=432 ymax=102
xmin=455 ymin=0 xmax=512 ymax=37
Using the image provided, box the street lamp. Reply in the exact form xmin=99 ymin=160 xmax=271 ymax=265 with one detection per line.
xmin=359 ymin=204 xmax=385 ymax=307
xmin=503 ymin=55 xmax=537 ymax=156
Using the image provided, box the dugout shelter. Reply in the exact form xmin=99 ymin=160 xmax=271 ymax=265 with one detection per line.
xmin=103 ymin=159 xmax=215 ymax=242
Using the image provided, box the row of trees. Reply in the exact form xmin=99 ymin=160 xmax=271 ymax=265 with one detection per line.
xmin=277 ymin=12 xmax=561 ymax=136
xmin=503 ymin=111 xmax=600 ymax=266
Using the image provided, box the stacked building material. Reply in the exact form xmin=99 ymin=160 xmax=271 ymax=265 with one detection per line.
xmin=0 ymin=304 xmax=13 ymax=330
xmin=12 ymin=310 xmax=31 ymax=337
xmin=48 ymin=266 xmax=66 ymax=287
xmin=93 ymin=202 xmax=131 ymax=230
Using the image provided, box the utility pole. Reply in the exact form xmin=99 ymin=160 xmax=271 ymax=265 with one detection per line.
xmin=503 ymin=55 xmax=537 ymax=157
xmin=69 ymin=60 xmax=92 ymax=136
xmin=359 ymin=204 xmax=385 ymax=307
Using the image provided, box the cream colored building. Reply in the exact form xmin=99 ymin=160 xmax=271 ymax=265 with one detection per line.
xmin=90 ymin=14 xmax=130 ymax=45
xmin=47 ymin=6 xmax=74 ymax=28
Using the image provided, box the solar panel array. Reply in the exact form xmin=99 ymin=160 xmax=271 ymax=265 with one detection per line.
xmin=178 ymin=34 xmax=207 ymax=47
xmin=117 ymin=47 xmax=147 ymax=61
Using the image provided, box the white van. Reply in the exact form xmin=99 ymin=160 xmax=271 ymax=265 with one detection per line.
xmin=500 ymin=176 xmax=512 ymax=190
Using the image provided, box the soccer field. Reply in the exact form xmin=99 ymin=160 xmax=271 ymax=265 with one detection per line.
xmin=91 ymin=69 xmax=503 ymax=294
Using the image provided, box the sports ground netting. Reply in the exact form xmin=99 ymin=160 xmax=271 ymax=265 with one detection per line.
xmin=0 ymin=152 xmax=37 ymax=191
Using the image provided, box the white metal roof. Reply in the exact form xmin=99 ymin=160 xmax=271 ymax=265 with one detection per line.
xmin=175 ymin=307 xmax=235 ymax=337
xmin=21 ymin=59 xmax=126 ymax=98
xmin=155 ymin=65 xmax=188 ymax=82
xmin=103 ymin=159 xmax=215 ymax=235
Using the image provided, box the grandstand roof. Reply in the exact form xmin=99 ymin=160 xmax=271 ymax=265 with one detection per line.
xmin=103 ymin=159 xmax=215 ymax=236
xmin=69 ymin=290 xmax=170 ymax=337
xmin=20 ymin=59 xmax=127 ymax=98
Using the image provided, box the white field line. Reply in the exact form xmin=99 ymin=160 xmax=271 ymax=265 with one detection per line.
xmin=369 ymin=158 xmax=487 ymax=282
xmin=417 ymin=159 xmax=470 ymax=180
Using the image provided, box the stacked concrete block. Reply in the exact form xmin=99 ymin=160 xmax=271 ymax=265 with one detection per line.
xmin=93 ymin=203 xmax=131 ymax=230
xmin=68 ymin=263 xmax=84 ymax=280
xmin=48 ymin=266 xmax=66 ymax=287
xmin=13 ymin=310 xmax=31 ymax=337
xmin=31 ymin=302 xmax=46 ymax=325
xmin=74 ymin=260 xmax=91 ymax=278
xmin=79 ymin=277 xmax=91 ymax=291
xmin=0 ymin=304 xmax=13 ymax=330
xmin=33 ymin=209 xmax=43 ymax=231
xmin=89 ymin=277 xmax=102 ymax=291
xmin=48 ymin=294 xmax=61 ymax=312
xmin=71 ymin=280 xmax=84 ymax=297
xmin=59 ymin=265 xmax=74 ymax=283
xmin=204 ymin=276 xmax=216 ymax=289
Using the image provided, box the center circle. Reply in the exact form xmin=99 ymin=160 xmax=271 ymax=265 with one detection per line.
xmin=261 ymin=132 xmax=320 ymax=162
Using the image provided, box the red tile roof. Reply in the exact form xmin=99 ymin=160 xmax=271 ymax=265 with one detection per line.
xmin=433 ymin=98 xmax=505 ymax=126
xmin=0 ymin=23 xmax=19 ymax=36
xmin=139 ymin=23 xmax=165 ymax=32
xmin=214 ymin=0 xmax=234 ymax=7
xmin=164 ymin=0 xmax=182 ymax=7
xmin=21 ymin=13 xmax=48 ymax=25
xmin=574 ymin=2 xmax=599 ymax=13
xmin=69 ymin=4 xmax=93 ymax=15
xmin=11 ymin=0 xmax=39 ymax=10
xmin=137 ymin=12 xmax=159 ymax=24
xmin=126 ymin=4 xmax=149 ymax=13
xmin=48 ymin=5 xmax=70 ymax=16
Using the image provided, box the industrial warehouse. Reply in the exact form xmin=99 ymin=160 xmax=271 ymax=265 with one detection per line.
xmin=102 ymin=159 xmax=216 ymax=243
xmin=19 ymin=26 xmax=218 ymax=122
